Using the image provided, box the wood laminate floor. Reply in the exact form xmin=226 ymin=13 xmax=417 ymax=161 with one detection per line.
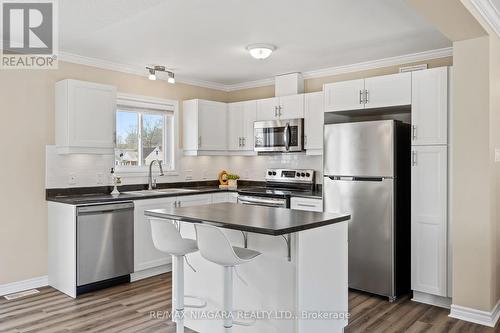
xmin=0 ymin=273 xmax=498 ymax=333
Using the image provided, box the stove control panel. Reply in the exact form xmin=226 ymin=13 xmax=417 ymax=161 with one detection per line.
xmin=265 ymin=168 xmax=315 ymax=183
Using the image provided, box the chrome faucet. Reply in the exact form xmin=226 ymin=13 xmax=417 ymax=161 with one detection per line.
xmin=148 ymin=159 xmax=164 ymax=190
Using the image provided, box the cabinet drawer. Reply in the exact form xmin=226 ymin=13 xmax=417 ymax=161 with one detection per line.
xmin=290 ymin=197 xmax=323 ymax=212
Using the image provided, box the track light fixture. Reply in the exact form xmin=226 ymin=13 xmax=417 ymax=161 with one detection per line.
xmin=146 ymin=65 xmax=175 ymax=84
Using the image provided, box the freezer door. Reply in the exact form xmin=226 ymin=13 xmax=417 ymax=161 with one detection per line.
xmin=324 ymin=120 xmax=394 ymax=177
xmin=324 ymin=176 xmax=394 ymax=297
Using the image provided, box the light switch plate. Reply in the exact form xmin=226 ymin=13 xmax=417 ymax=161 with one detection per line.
xmin=495 ymin=149 xmax=500 ymax=162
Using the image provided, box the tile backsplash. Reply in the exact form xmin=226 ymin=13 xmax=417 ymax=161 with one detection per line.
xmin=45 ymin=145 xmax=322 ymax=188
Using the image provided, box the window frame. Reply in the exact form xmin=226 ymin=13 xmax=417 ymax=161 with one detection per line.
xmin=115 ymin=93 xmax=179 ymax=175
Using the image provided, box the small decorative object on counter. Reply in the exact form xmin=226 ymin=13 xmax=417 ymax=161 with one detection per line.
xmin=110 ymin=168 xmax=122 ymax=196
xmin=226 ymin=173 xmax=240 ymax=189
xmin=218 ymin=170 xmax=229 ymax=189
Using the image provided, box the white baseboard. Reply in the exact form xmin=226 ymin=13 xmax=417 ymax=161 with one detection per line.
xmin=412 ymin=291 xmax=452 ymax=309
xmin=130 ymin=264 xmax=172 ymax=282
xmin=0 ymin=276 xmax=49 ymax=296
xmin=450 ymin=300 xmax=500 ymax=327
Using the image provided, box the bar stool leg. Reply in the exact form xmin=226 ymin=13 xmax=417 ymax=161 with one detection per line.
xmin=174 ymin=255 xmax=185 ymax=333
xmin=223 ymin=266 xmax=233 ymax=332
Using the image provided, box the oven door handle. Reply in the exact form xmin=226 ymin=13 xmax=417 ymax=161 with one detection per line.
xmin=283 ymin=122 xmax=290 ymax=151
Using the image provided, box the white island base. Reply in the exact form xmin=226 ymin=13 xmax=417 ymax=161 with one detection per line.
xmin=175 ymin=221 xmax=348 ymax=333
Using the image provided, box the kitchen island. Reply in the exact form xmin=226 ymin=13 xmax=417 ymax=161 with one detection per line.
xmin=145 ymin=203 xmax=350 ymax=333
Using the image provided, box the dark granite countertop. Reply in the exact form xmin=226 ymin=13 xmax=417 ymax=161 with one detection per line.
xmin=46 ymin=186 xmax=239 ymax=205
xmin=46 ymin=181 xmax=323 ymax=205
xmin=145 ymin=202 xmax=349 ymax=236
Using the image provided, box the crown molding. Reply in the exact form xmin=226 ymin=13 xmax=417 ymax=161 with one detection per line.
xmin=58 ymin=47 xmax=452 ymax=93
xmin=470 ymin=0 xmax=500 ymax=37
xmin=223 ymin=47 xmax=452 ymax=91
xmin=58 ymin=51 xmax=228 ymax=91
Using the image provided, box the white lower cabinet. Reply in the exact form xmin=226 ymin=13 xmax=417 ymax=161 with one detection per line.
xmin=134 ymin=197 xmax=176 ymax=272
xmin=290 ymin=197 xmax=323 ymax=212
xmin=134 ymin=192 xmax=236 ymax=278
xmin=411 ymin=145 xmax=448 ymax=297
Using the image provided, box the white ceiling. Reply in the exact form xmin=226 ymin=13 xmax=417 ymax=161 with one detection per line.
xmin=59 ymin=0 xmax=451 ymax=86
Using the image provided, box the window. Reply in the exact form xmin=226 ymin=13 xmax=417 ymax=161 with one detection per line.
xmin=115 ymin=94 xmax=177 ymax=172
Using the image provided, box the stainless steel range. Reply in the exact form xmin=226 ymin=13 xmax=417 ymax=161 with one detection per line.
xmin=237 ymin=168 xmax=315 ymax=208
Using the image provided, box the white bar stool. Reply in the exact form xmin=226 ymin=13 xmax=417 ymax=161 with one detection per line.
xmin=150 ymin=219 xmax=207 ymax=333
xmin=194 ymin=224 xmax=261 ymax=332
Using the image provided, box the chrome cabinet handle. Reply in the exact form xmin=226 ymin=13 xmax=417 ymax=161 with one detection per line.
xmin=297 ymin=203 xmax=317 ymax=208
xmin=198 ymin=136 xmax=201 ymax=147
xmin=239 ymin=137 xmax=242 ymax=147
xmin=278 ymin=105 xmax=283 ymax=117
xmin=242 ymin=137 xmax=246 ymax=147
xmin=364 ymin=89 xmax=369 ymax=104
xmin=274 ymin=106 xmax=278 ymax=117
xmin=412 ymin=151 xmax=417 ymax=166
xmin=412 ymin=125 xmax=417 ymax=140
xmin=304 ymin=135 xmax=307 ymax=145
xmin=359 ymin=90 xmax=363 ymax=104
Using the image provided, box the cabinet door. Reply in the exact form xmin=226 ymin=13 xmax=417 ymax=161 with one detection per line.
xmin=364 ymin=72 xmax=411 ymax=109
xmin=304 ymin=92 xmax=324 ymax=151
xmin=198 ymin=100 xmax=227 ymax=150
xmin=67 ymin=80 xmax=116 ymax=148
xmin=242 ymin=100 xmax=257 ymax=150
xmin=134 ymin=198 xmax=176 ymax=272
xmin=411 ymin=145 xmax=447 ymax=296
xmin=279 ymin=94 xmax=304 ymax=119
xmin=227 ymin=102 xmax=245 ymax=151
xmin=412 ymin=68 xmax=448 ymax=145
xmin=256 ymin=97 xmax=279 ymax=121
xmin=324 ymin=79 xmax=365 ymax=112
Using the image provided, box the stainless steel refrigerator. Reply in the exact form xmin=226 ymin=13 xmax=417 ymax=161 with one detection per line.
xmin=323 ymin=120 xmax=410 ymax=301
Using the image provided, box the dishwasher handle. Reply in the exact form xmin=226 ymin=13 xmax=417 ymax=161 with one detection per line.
xmin=77 ymin=202 xmax=134 ymax=214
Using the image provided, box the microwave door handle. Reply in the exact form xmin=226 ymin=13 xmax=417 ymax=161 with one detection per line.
xmin=283 ymin=122 xmax=290 ymax=151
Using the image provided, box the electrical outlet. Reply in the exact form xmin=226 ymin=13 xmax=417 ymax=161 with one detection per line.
xmin=68 ymin=173 xmax=77 ymax=185
xmin=96 ymin=173 xmax=104 ymax=185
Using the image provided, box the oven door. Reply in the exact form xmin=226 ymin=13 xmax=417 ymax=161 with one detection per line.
xmin=237 ymin=195 xmax=287 ymax=208
xmin=254 ymin=119 xmax=303 ymax=152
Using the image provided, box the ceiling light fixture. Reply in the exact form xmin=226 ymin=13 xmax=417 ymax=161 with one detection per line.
xmin=146 ymin=65 xmax=175 ymax=84
xmin=246 ymin=44 xmax=276 ymax=60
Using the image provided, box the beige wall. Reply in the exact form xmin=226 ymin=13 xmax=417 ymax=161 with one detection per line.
xmin=226 ymin=57 xmax=452 ymax=102
xmin=451 ymin=36 xmax=496 ymax=311
xmin=0 ymin=61 xmax=229 ymax=284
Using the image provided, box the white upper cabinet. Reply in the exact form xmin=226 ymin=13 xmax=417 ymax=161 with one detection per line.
xmin=183 ymin=99 xmax=227 ymax=155
xmin=324 ymin=73 xmax=411 ymax=112
xmin=304 ymin=92 xmax=324 ymax=152
xmin=364 ymin=72 xmax=411 ymax=109
xmin=256 ymin=95 xmax=304 ymax=121
xmin=228 ymin=100 xmax=256 ymax=151
xmin=279 ymin=94 xmax=305 ymax=119
xmin=411 ymin=67 xmax=449 ymax=146
xmin=256 ymin=97 xmax=280 ymax=120
xmin=324 ymin=79 xmax=365 ymax=112
xmin=55 ymin=79 xmax=116 ymax=154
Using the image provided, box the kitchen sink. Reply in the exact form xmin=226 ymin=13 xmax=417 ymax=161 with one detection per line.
xmin=123 ymin=188 xmax=198 ymax=196
xmin=154 ymin=188 xmax=198 ymax=193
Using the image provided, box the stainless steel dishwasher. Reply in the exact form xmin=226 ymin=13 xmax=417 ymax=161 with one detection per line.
xmin=76 ymin=202 xmax=134 ymax=295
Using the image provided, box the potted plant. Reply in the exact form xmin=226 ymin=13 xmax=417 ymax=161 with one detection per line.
xmin=226 ymin=174 xmax=240 ymax=189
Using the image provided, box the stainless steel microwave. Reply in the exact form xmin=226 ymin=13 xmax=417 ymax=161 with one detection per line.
xmin=254 ymin=118 xmax=304 ymax=153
